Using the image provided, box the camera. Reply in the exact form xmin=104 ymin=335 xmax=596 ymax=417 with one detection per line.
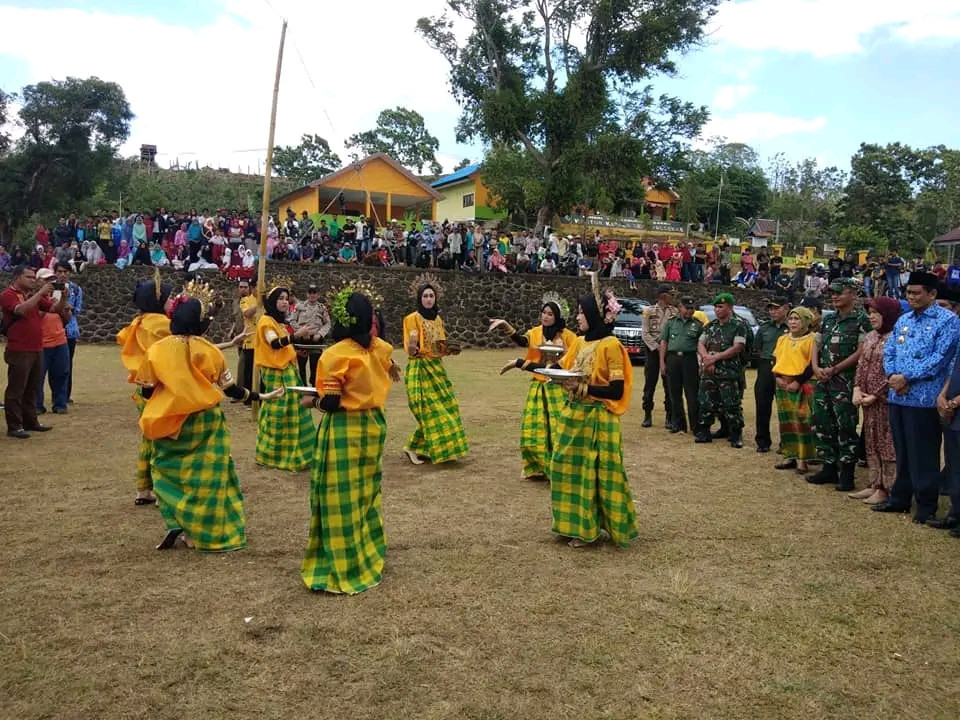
xmin=52 ymin=281 xmax=65 ymax=291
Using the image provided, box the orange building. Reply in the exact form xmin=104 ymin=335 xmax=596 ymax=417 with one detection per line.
xmin=272 ymin=153 xmax=441 ymax=224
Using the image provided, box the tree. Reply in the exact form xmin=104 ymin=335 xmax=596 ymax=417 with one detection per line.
xmin=453 ymin=157 xmax=473 ymax=171
xmin=0 ymin=76 xmax=132 ymax=244
xmin=417 ymin=0 xmax=717 ymax=233
xmin=481 ymin=143 xmax=546 ymax=227
xmin=0 ymin=88 xmax=12 ymax=155
xmin=345 ymin=107 xmax=443 ymax=174
xmin=765 ymin=154 xmax=846 ymax=250
xmin=272 ymin=134 xmax=341 ymax=186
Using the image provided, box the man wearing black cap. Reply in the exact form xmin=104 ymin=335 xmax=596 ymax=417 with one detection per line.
xmin=808 ymin=277 xmax=870 ymax=490
xmin=798 ymin=294 xmax=822 ymax=332
xmin=640 ymin=284 xmax=677 ymax=428
xmin=289 ymin=284 xmax=331 ymax=385
xmin=753 ymin=297 xmax=790 ymax=452
xmin=875 ymin=271 xmax=960 ymax=523
xmin=659 ymin=296 xmax=702 ymax=434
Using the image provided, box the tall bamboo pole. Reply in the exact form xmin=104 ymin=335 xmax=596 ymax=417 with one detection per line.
xmin=252 ymin=19 xmax=287 ymax=414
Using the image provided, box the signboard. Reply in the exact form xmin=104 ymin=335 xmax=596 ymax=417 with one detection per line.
xmin=579 ymin=215 xmax=684 ymax=234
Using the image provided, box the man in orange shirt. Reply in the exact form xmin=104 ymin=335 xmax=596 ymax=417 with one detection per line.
xmin=35 ymin=268 xmax=72 ymax=414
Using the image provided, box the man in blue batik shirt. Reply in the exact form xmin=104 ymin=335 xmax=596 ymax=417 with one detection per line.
xmin=874 ymin=271 xmax=960 ymax=522
xmin=54 ymin=263 xmax=82 ymax=404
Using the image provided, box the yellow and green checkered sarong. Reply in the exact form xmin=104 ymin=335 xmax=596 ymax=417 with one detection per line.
xmin=151 ymin=406 xmax=246 ymax=552
xmin=404 ymin=357 xmax=468 ymax=463
xmin=520 ymin=379 xmax=565 ymax=478
xmin=301 ymin=408 xmax=387 ymax=594
xmin=133 ymin=390 xmax=153 ymax=493
xmin=256 ymin=364 xmax=315 ymax=471
xmin=548 ymin=398 xmax=638 ymax=547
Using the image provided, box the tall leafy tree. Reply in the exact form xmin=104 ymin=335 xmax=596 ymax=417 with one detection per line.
xmin=417 ymin=0 xmax=717 ymax=232
xmin=766 ymin=154 xmax=845 ymax=250
xmin=0 ymin=76 xmax=132 ymax=243
xmin=345 ymin=107 xmax=443 ymax=174
xmin=0 ymin=88 xmax=12 ymax=155
xmin=272 ymin=133 xmax=341 ymax=186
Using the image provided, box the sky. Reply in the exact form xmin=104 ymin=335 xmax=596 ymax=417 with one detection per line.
xmin=0 ymin=0 xmax=958 ymax=179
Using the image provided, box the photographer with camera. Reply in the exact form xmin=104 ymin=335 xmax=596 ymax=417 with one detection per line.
xmin=1 ymin=264 xmax=68 ymax=438
xmin=34 ymin=268 xmax=72 ymax=415
xmin=54 ymin=263 xmax=83 ymax=403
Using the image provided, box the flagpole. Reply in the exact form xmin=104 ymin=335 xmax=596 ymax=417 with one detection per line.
xmin=252 ymin=19 xmax=287 ymax=415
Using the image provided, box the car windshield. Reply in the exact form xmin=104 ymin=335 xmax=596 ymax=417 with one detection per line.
xmin=616 ymin=299 xmax=647 ymax=324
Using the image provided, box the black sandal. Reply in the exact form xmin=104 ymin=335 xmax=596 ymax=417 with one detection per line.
xmin=156 ymin=528 xmax=183 ymax=550
xmin=775 ymin=460 xmax=798 ymax=470
xmin=134 ymin=496 xmax=156 ymax=506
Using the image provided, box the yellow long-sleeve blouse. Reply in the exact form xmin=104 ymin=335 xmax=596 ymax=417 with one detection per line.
xmin=117 ymin=313 xmax=171 ymax=383
xmin=254 ymin=314 xmax=296 ymax=369
xmin=403 ymin=312 xmax=447 ymax=359
xmin=315 ymin=337 xmax=395 ymax=410
xmin=559 ymin=335 xmax=633 ymax=416
xmin=136 ymin=335 xmax=231 ymax=440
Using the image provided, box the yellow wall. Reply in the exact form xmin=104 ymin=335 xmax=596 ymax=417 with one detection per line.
xmin=435 ymin=178 xmax=479 ymax=222
xmin=277 ymin=188 xmax=319 ymax=218
xmin=329 ymin=156 xmax=434 ymax=198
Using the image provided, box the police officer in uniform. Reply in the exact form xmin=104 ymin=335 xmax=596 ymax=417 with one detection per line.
xmin=694 ymin=293 xmax=750 ymax=448
xmin=640 ymin=284 xmax=678 ymax=428
xmin=808 ymin=277 xmax=870 ymax=490
xmin=753 ymin=296 xmax=790 ymax=452
xmin=658 ymin=296 xmax=702 ymax=434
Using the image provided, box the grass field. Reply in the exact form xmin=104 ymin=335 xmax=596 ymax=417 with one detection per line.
xmin=2 ymin=346 xmax=959 ymax=720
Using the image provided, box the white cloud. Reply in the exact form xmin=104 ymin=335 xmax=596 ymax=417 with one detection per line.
xmin=0 ymin=0 xmax=473 ymax=173
xmin=710 ymin=0 xmax=960 ymax=57
xmin=698 ymin=113 xmax=827 ymax=146
xmin=711 ymin=84 xmax=756 ymax=111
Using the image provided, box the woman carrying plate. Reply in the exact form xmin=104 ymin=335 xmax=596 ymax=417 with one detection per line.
xmin=524 ymin=279 xmax=638 ymax=547
xmin=254 ymin=279 xmax=315 ymax=471
xmin=490 ymin=292 xmax=578 ymax=480
xmin=136 ymin=281 xmax=282 ymax=551
xmin=116 ymin=269 xmax=174 ymax=506
xmin=298 ymin=284 xmax=402 ymax=594
xmin=402 ymin=273 xmax=469 ymax=465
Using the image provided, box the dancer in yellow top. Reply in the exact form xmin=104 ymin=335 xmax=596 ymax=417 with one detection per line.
xmin=137 ymin=281 xmax=282 ymax=551
xmin=402 ymin=274 xmax=469 ymax=465
xmin=116 ymin=271 xmax=174 ymax=506
xmin=253 ymin=281 xmax=315 ymax=470
xmin=299 ymin=284 xmax=402 ymax=594
xmin=490 ymin=293 xmax=578 ymax=479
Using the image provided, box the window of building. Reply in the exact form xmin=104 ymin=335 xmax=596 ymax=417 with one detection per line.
xmin=462 ymin=193 xmax=475 ymax=208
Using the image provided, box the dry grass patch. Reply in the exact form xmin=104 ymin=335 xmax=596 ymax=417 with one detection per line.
xmin=1 ymin=346 xmax=959 ymax=720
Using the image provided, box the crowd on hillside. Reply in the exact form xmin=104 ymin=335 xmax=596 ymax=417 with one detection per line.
xmin=2 ymin=208 xmax=956 ymax=304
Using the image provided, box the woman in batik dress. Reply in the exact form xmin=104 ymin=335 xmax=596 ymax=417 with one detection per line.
xmin=772 ymin=307 xmax=816 ymax=474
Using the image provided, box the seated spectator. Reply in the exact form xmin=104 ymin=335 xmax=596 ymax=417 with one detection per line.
xmin=151 ymin=243 xmax=170 ymax=267
xmin=733 ymin=264 xmax=757 ymax=288
xmin=337 ymin=242 xmax=357 ymax=264
xmin=489 ymin=247 xmax=508 ymax=273
xmin=516 ymin=250 xmax=531 ymax=273
xmin=0 ymin=245 xmax=10 ymax=272
xmin=539 ymin=255 xmax=557 ymax=274
xmin=115 ymin=239 xmax=131 ymax=269
xmin=131 ymin=240 xmax=153 ymax=266
xmin=665 ymin=258 xmax=681 ymax=282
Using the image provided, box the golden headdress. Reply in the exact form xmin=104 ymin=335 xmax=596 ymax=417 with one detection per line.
xmin=540 ymin=290 xmax=571 ymax=320
xmin=409 ymin=271 xmax=444 ymax=300
xmin=178 ymin=277 xmax=218 ymax=317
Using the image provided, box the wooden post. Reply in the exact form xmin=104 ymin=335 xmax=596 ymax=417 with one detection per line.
xmin=252 ymin=19 xmax=287 ymax=415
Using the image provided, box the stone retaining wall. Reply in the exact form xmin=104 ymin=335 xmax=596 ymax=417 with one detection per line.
xmin=0 ymin=264 xmax=780 ymax=347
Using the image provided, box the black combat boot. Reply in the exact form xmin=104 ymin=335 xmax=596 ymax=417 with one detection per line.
xmin=641 ymin=412 xmax=652 ymax=428
xmin=835 ymin=462 xmax=856 ymax=492
xmin=806 ymin=462 xmax=838 ymax=485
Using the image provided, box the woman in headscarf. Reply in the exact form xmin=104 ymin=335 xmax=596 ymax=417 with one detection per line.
xmin=137 ymin=290 xmax=281 ymax=551
xmin=545 ymin=285 xmax=637 ymax=548
xmin=850 ymin=297 xmax=901 ymax=504
xmin=489 ymin=296 xmax=579 ymax=480
xmin=115 ymin=238 xmax=131 ymax=269
xmin=253 ymin=283 xmax=315 ymax=471
xmin=117 ymin=274 xmax=175 ymax=505
xmin=299 ymin=288 xmax=402 ymax=593
xmin=772 ymin=307 xmax=816 ymax=474
xmin=150 ymin=242 xmax=170 ymax=267
xmin=402 ymin=279 xmax=469 ymax=465
xmin=132 ymin=215 xmax=148 ymax=246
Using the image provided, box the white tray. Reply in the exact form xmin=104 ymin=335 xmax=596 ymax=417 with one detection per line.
xmin=286 ymin=385 xmax=319 ymax=396
xmin=537 ymin=367 xmax=584 ymax=380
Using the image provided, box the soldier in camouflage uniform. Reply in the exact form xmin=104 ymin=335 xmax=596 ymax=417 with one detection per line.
xmin=808 ymin=278 xmax=871 ymax=490
xmin=694 ymin=293 xmax=750 ymax=448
